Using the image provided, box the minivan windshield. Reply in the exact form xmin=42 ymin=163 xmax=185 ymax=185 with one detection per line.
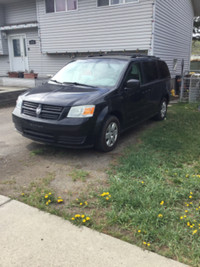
xmin=50 ymin=59 xmax=128 ymax=88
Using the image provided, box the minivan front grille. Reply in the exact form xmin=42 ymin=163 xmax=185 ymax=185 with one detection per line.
xmin=22 ymin=101 xmax=64 ymax=120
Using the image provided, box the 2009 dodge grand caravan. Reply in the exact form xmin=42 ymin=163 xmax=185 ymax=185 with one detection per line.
xmin=12 ymin=55 xmax=171 ymax=152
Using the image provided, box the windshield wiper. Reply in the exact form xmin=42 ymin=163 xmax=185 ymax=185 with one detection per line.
xmin=49 ymin=79 xmax=62 ymax=84
xmin=62 ymin=82 xmax=96 ymax=88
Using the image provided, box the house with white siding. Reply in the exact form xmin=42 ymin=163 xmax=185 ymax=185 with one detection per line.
xmin=0 ymin=0 xmax=199 ymax=79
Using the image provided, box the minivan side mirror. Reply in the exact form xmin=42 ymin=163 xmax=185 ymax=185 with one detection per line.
xmin=125 ymin=79 xmax=140 ymax=90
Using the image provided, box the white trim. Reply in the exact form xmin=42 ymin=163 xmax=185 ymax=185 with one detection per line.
xmin=0 ymin=23 xmax=38 ymax=31
xmin=96 ymin=0 xmax=139 ymax=8
xmin=8 ymin=34 xmax=29 ymax=72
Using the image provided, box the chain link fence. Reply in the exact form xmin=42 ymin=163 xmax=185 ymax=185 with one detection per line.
xmin=180 ymin=71 xmax=200 ymax=102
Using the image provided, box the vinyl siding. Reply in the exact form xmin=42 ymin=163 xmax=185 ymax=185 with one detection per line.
xmin=0 ymin=55 xmax=9 ymax=76
xmin=153 ymin=0 xmax=194 ymax=77
xmin=5 ymin=0 xmax=37 ymax=25
xmin=37 ymin=0 xmax=153 ymax=53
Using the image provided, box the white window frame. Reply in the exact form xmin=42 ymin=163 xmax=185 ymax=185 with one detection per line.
xmin=46 ymin=0 xmax=78 ymax=13
xmin=97 ymin=0 xmax=139 ymax=7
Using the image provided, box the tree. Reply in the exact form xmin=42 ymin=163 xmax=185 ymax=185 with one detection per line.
xmin=193 ymin=17 xmax=200 ymax=43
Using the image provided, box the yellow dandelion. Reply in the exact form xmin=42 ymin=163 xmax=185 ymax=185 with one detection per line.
xmin=138 ymin=230 xmax=141 ymax=233
xmin=84 ymin=201 xmax=88 ymax=205
xmin=80 ymin=202 xmax=83 ymax=206
xmin=143 ymin=242 xmax=147 ymax=245
xmin=21 ymin=193 xmax=25 ymax=196
xmin=82 ymin=219 xmax=86 ymax=223
xmin=81 ymin=215 xmax=85 ymax=218
xmin=158 ymin=214 xmax=163 ymax=218
xmin=190 ymin=192 xmax=193 ymax=195
xmin=185 ymin=210 xmax=188 ymax=213
xmin=45 ymin=195 xmax=48 ymax=199
xmin=106 ymin=197 xmax=109 ymax=200
xmin=192 ymin=230 xmax=198 ymax=235
xmin=147 ymin=243 xmax=150 ymax=246
xmin=46 ymin=202 xmax=49 ymax=205
xmin=86 ymin=217 xmax=90 ymax=221
xmin=196 ymin=208 xmax=199 ymax=211
xmin=189 ymin=196 xmax=192 ymax=199
xmin=71 ymin=217 xmax=75 ymax=220
xmin=180 ymin=216 xmax=183 ymax=220
xmin=49 ymin=192 xmax=52 ymax=195
xmin=141 ymin=181 xmax=144 ymax=184
xmin=160 ymin=201 xmax=164 ymax=205
xmin=184 ymin=215 xmax=187 ymax=218
xmin=185 ymin=174 xmax=189 ymax=178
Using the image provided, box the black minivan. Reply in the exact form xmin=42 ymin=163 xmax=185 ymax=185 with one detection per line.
xmin=12 ymin=55 xmax=171 ymax=152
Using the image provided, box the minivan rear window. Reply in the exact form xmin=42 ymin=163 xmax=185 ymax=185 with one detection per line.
xmin=158 ymin=61 xmax=170 ymax=79
xmin=142 ymin=61 xmax=158 ymax=83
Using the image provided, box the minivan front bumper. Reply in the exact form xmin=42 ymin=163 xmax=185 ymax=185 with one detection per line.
xmin=12 ymin=109 xmax=96 ymax=148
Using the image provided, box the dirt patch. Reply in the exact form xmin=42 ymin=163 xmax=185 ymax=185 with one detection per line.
xmin=0 ymin=106 xmax=154 ymax=207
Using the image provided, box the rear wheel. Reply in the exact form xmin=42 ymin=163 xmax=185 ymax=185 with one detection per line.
xmin=96 ymin=116 xmax=120 ymax=152
xmin=155 ymin=98 xmax=167 ymax=121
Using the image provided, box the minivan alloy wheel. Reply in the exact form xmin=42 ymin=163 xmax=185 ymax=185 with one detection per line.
xmin=96 ymin=115 xmax=120 ymax=152
xmin=161 ymin=101 xmax=167 ymax=119
xmin=105 ymin=122 xmax=118 ymax=147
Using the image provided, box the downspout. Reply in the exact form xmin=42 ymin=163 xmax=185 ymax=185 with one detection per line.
xmin=148 ymin=0 xmax=156 ymax=56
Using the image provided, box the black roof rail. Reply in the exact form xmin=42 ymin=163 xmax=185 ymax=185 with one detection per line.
xmin=87 ymin=53 xmax=160 ymax=59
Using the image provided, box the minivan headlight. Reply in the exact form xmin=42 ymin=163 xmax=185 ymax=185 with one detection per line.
xmin=16 ymin=96 xmax=23 ymax=109
xmin=67 ymin=105 xmax=95 ymax=118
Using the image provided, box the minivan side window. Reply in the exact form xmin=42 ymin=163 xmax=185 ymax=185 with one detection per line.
xmin=158 ymin=61 xmax=170 ymax=79
xmin=125 ymin=63 xmax=142 ymax=83
xmin=142 ymin=61 xmax=158 ymax=84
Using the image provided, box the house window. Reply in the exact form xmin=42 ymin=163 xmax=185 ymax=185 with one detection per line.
xmin=67 ymin=0 xmax=77 ymax=10
xmin=55 ymin=0 xmax=66 ymax=12
xmin=97 ymin=0 xmax=138 ymax=6
xmin=46 ymin=0 xmax=55 ymax=12
xmin=45 ymin=0 xmax=77 ymax=13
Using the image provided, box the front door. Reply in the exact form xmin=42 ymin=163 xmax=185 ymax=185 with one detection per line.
xmin=9 ymin=35 xmax=29 ymax=72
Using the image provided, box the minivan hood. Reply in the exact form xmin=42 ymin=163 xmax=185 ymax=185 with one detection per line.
xmin=23 ymin=83 xmax=108 ymax=106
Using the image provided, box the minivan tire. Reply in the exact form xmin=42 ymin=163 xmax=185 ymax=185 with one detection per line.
xmin=155 ymin=98 xmax=167 ymax=121
xmin=96 ymin=116 xmax=120 ymax=152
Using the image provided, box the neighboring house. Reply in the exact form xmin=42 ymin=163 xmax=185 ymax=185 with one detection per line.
xmin=0 ymin=0 xmax=200 ymax=78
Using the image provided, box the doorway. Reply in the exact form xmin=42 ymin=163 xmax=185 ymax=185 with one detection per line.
xmin=8 ymin=34 xmax=29 ymax=72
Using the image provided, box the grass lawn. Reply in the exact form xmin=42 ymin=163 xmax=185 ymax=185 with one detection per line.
xmin=19 ymin=103 xmax=200 ymax=267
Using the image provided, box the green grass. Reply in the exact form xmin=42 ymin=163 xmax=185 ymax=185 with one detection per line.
xmin=16 ymin=103 xmax=200 ymax=266
xmin=69 ymin=169 xmax=90 ymax=182
xmin=104 ymin=103 xmax=200 ymax=266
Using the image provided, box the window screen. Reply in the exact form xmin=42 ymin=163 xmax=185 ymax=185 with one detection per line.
xmin=55 ymin=0 xmax=66 ymax=11
xmin=97 ymin=0 xmax=109 ymax=6
xmin=46 ymin=0 xmax=55 ymax=13
xmin=142 ymin=61 xmax=158 ymax=83
xmin=67 ymin=0 xmax=77 ymax=10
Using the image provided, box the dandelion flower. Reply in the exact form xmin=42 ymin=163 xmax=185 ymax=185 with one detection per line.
xmin=80 ymin=202 xmax=83 ymax=206
xmin=147 ymin=243 xmax=150 ymax=246
xmin=46 ymin=202 xmax=49 ymax=205
xmin=189 ymin=196 xmax=192 ymax=199
xmin=81 ymin=215 xmax=85 ymax=218
xmin=143 ymin=242 xmax=147 ymax=245
xmin=45 ymin=195 xmax=48 ymax=199
xmin=192 ymin=230 xmax=197 ymax=235
xmin=185 ymin=210 xmax=188 ymax=213
xmin=138 ymin=230 xmax=141 ymax=233
xmin=106 ymin=197 xmax=109 ymax=201
xmin=158 ymin=214 xmax=163 ymax=218
xmin=180 ymin=216 xmax=183 ymax=220
xmin=86 ymin=217 xmax=90 ymax=221
xmin=21 ymin=193 xmax=25 ymax=196
xmin=160 ymin=201 xmax=164 ymax=205
xmin=82 ymin=219 xmax=86 ymax=223
xmin=71 ymin=217 xmax=75 ymax=220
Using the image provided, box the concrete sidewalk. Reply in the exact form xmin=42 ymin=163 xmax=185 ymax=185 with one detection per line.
xmin=0 ymin=195 xmax=188 ymax=267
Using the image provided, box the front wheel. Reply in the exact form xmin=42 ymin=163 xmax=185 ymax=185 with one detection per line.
xmin=96 ymin=116 xmax=120 ymax=152
xmin=154 ymin=98 xmax=167 ymax=121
